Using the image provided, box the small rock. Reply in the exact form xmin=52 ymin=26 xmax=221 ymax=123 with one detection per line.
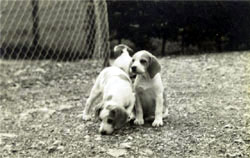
xmin=141 ymin=148 xmax=154 ymax=156
xmin=226 ymin=152 xmax=243 ymax=158
xmin=84 ymin=135 xmax=90 ymax=139
xmin=48 ymin=146 xmax=57 ymax=153
xmin=224 ymin=106 xmax=239 ymax=111
xmin=57 ymin=145 xmax=64 ymax=151
xmin=65 ymin=128 xmax=71 ymax=135
xmin=3 ymin=144 xmax=12 ymax=151
xmin=76 ymin=124 xmax=85 ymax=132
xmin=37 ymin=141 xmax=46 ymax=147
xmin=142 ymin=134 xmax=147 ymax=138
xmin=95 ymin=135 xmax=102 ymax=141
xmin=120 ymin=142 xmax=132 ymax=149
xmin=224 ymin=124 xmax=234 ymax=129
xmin=0 ymin=133 xmax=17 ymax=138
xmin=234 ymin=138 xmax=244 ymax=144
xmin=14 ymin=69 xmax=25 ymax=76
xmin=58 ymin=104 xmax=73 ymax=111
xmin=53 ymin=140 xmax=61 ymax=146
xmin=35 ymin=68 xmax=46 ymax=74
xmin=56 ymin=63 xmax=62 ymax=68
xmin=43 ymin=123 xmax=49 ymax=127
xmin=107 ymin=148 xmax=127 ymax=157
xmin=76 ymin=113 xmax=83 ymax=118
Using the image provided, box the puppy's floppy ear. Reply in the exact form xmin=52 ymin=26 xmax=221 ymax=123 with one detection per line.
xmin=110 ymin=107 xmax=128 ymax=129
xmin=128 ymin=59 xmax=136 ymax=80
xmin=125 ymin=46 xmax=134 ymax=56
xmin=94 ymin=103 xmax=103 ymax=119
xmin=128 ymin=58 xmax=133 ymax=73
xmin=147 ymin=54 xmax=161 ymax=78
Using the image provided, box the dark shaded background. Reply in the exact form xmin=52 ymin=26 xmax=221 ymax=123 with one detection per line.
xmin=108 ymin=1 xmax=250 ymax=56
xmin=1 ymin=1 xmax=250 ymax=60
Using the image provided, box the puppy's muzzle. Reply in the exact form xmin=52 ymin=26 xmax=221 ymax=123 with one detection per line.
xmin=131 ymin=66 xmax=137 ymax=73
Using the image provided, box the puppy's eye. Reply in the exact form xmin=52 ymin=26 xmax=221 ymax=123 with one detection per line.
xmin=125 ymin=105 xmax=129 ymax=110
xmin=107 ymin=119 xmax=113 ymax=124
xmin=140 ymin=59 xmax=147 ymax=64
xmin=132 ymin=59 xmax=135 ymax=62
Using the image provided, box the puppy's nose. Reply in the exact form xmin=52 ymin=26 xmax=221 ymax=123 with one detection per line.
xmin=100 ymin=130 xmax=107 ymax=135
xmin=131 ymin=66 xmax=137 ymax=72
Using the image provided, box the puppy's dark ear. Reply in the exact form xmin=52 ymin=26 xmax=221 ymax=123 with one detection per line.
xmin=128 ymin=58 xmax=135 ymax=78
xmin=147 ymin=54 xmax=161 ymax=78
xmin=126 ymin=46 xmax=134 ymax=56
xmin=114 ymin=44 xmax=134 ymax=56
xmin=110 ymin=108 xmax=128 ymax=129
xmin=94 ymin=103 xmax=103 ymax=119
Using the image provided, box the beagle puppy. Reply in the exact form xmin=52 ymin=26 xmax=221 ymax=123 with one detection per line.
xmin=130 ymin=50 xmax=168 ymax=127
xmin=82 ymin=45 xmax=135 ymax=135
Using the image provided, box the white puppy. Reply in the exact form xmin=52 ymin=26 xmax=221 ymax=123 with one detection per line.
xmin=82 ymin=45 xmax=135 ymax=135
xmin=130 ymin=50 xmax=168 ymax=127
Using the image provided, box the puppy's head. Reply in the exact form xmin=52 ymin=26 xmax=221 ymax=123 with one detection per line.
xmin=113 ymin=44 xmax=134 ymax=56
xmin=130 ymin=50 xmax=161 ymax=78
xmin=95 ymin=102 xmax=129 ymax=135
xmin=113 ymin=44 xmax=136 ymax=80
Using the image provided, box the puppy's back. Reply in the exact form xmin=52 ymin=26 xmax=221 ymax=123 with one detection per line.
xmin=100 ymin=66 xmax=131 ymax=84
xmin=101 ymin=67 xmax=133 ymax=103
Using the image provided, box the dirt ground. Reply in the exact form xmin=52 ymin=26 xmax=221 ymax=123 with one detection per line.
xmin=0 ymin=52 xmax=250 ymax=158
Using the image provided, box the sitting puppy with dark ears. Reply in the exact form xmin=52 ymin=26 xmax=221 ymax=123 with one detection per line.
xmin=82 ymin=44 xmax=135 ymax=135
xmin=130 ymin=50 xmax=168 ymax=127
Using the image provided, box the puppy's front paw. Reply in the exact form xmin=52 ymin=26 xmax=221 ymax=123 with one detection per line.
xmin=134 ymin=118 xmax=144 ymax=125
xmin=82 ymin=113 xmax=91 ymax=121
xmin=152 ymin=118 xmax=163 ymax=127
xmin=128 ymin=113 xmax=135 ymax=121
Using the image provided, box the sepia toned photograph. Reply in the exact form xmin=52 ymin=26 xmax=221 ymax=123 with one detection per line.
xmin=0 ymin=0 xmax=249 ymax=157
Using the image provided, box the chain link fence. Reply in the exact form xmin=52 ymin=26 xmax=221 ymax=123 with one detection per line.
xmin=0 ymin=0 xmax=110 ymax=62
xmin=0 ymin=1 xmax=111 ymax=134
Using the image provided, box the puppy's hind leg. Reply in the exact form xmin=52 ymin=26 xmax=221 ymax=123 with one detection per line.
xmin=82 ymin=80 xmax=102 ymax=121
